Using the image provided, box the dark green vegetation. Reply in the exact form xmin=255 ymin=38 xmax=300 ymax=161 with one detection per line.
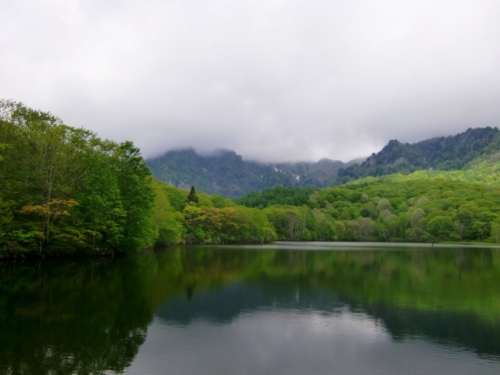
xmin=0 ymin=101 xmax=276 ymax=257
xmin=338 ymin=127 xmax=500 ymax=182
xmin=235 ymin=186 xmax=318 ymax=208
xmin=0 ymin=101 xmax=157 ymax=257
xmin=1 ymin=246 xmax=499 ymax=374
xmin=147 ymin=148 xmax=360 ymax=197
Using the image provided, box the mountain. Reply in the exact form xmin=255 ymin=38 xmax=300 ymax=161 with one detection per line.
xmin=338 ymin=127 xmax=500 ymax=182
xmin=147 ymin=127 xmax=499 ymax=198
xmin=146 ymin=149 xmax=359 ymax=198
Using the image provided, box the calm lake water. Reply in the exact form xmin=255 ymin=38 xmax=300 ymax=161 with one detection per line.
xmin=1 ymin=243 xmax=500 ymax=374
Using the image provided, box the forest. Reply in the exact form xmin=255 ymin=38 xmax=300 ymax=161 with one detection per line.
xmin=1 ymin=100 xmax=500 ymax=257
xmin=0 ymin=100 xmax=158 ymax=256
xmin=237 ymin=178 xmax=500 ymax=243
xmin=0 ymin=101 xmax=276 ymax=257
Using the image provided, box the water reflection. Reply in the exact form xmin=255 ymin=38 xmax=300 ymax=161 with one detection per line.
xmin=0 ymin=257 xmax=157 ymax=374
xmin=1 ymin=245 xmax=499 ymax=374
xmin=129 ymin=300 xmax=498 ymax=375
xmin=156 ymin=277 xmax=500 ymax=359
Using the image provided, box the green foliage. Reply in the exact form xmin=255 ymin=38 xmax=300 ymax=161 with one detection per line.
xmin=235 ymin=177 xmax=500 ymax=243
xmin=426 ymin=216 xmax=457 ymax=241
xmin=0 ymin=101 xmax=280 ymax=256
xmin=236 ymin=186 xmax=317 ymax=208
xmin=181 ymin=203 xmax=277 ymax=244
xmin=151 ymin=180 xmax=277 ymax=245
xmin=0 ymin=101 xmax=156 ymax=256
xmin=151 ymin=180 xmax=186 ymax=246
xmin=186 ymin=186 xmax=199 ymax=204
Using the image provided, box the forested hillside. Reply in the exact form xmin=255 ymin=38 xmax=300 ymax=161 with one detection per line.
xmin=129 ymin=163 xmax=500 ymax=245
xmin=338 ymin=127 xmax=500 ymax=182
xmin=237 ymin=177 xmax=500 ymax=243
xmin=146 ymin=148 xmax=359 ymax=197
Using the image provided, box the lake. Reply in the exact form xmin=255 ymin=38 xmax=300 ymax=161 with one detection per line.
xmin=1 ymin=243 xmax=499 ymax=374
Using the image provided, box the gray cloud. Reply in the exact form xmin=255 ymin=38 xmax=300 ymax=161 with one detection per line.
xmin=1 ymin=0 xmax=499 ymax=162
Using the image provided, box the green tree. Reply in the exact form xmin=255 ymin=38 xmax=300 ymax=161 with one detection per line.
xmin=0 ymin=101 xmax=157 ymax=255
xmin=426 ymin=216 xmax=456 ymax=241
xmin=187 ymin=186 xmax=199 ymax=204
xmin=114 ymin=141 xmax=156 ymax=252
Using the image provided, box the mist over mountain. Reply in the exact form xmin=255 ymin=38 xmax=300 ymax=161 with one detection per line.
xmin=147 ymin=127 xmax=499 ymax=198
xmin=146 ymin=149 xmax=360 ymax=197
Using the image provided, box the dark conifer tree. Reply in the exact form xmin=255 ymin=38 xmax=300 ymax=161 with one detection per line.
xmin=186 ymin=186 xmax=199 ymax=204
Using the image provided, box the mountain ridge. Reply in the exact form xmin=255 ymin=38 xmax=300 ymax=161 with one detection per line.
xmin=147 ymin=149 xmax=360 ymax=197
xmin=147 ymin=127 xmax=499 ymax=198
xmin=338 ymin=127 xmax=499 ymax=182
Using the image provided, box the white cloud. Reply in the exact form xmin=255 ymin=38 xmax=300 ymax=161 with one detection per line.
xmin=1 ymin=0 xmax=499 ymax=162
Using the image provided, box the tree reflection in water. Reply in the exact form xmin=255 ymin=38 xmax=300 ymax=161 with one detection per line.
xmin=0 ymin=245 xmax=499 ymax=374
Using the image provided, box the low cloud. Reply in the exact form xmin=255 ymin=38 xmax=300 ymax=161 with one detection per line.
xmin=1 ymin=0 xmax=499 ymax=162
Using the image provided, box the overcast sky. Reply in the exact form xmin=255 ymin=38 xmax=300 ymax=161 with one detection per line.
xmin=1 ymin=0 xmax=499 ymax=162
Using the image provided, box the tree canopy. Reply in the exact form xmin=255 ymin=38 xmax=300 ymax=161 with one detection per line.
xmin=0 ymin=101 xmax=156 ymax=256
